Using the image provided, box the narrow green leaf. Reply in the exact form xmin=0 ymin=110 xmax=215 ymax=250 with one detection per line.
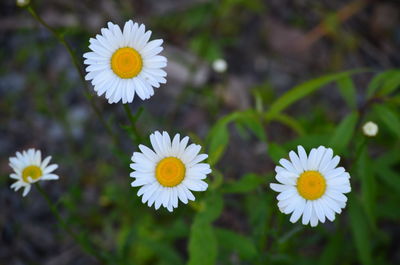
xmin=357 ymin=147 xmax=376 ymax=227
xmin=380 ymin=71 xmax=400 ymax=95
xmin=329 ymin=112 xmax=359 ymax=154
xmin=266 ymin=70 xmax=362 ymax=118
xmin=216 ymin=228 xmax=258 ymax=260
xmin=337 ymin=76 xmax=357 ymax=108
xmin=267 ymin=113 xmax=306 ymax=135
xmin=222 ymin=173 xmax=265 ymax=193
xmin=374 ymin=166 xmax=400 ymax=194
xmin=367 ymin=69 xmax=400 ymax=98
xmin=236 ymin=110 xmax=267 ymax=142
xmin=207 ymin=123 xmax=228 ymax=166
xmin=348 ymin=196 xmax=373 ymax=265
xmin=373 ymin=104 xmax=400 ymax=138
xmin=207 ymin=113 xmax=239 ymax=166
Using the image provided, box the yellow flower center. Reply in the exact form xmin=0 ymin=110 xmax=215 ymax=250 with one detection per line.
xmin=22 ymin=165 xmax=43 ymax=183
xmin=156 ymin=157 xmax=186 ymax=187
xmin=111 ymin=47 xmax=142 ymax=78
xmin=296 ymin=171 xmax=326 ymax=200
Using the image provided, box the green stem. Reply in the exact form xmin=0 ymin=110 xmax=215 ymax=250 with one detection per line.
xmin=35 ymin=183 xmax=107 ymax=264
xmin=123 ymin=104 xmax=142 ymax=143
xmin=26 ymin=6 xmax=118 ymax=145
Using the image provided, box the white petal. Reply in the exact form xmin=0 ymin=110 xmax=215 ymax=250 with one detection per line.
xmin=279 ymin=158 xmax=300 ymax=174
xmin=309 ymin=207 xmax=319 ymax=227
xmin=314 ymin=200 xmax=326 ymax=223
xmin=138 ymin=144 xmax=159 ymax=161
xmin=289 ymin=197 xmax=306 ymax=223
xmin=297 ymin=145 xmax=308 ymax=171
xmin=276 ymin=187 xmax=297 ymax=201
xmin=325 ymin=167 xmax=345 ymax=179
xmin=181 ymin=144 xmax=201 ymax=164
xmin=43 ymin=164 xmax=58 ymax=174
xmin=183 ymin=179 xmax=208 ymax=191
xmin=318 ymin=148 xmax=333 ymax=171
xmin=302 ymin=201 xmax=312 ymax=225
xmin=289 ymin=151 xmax=303 ymax=173
xmin=41 ymin=174 xmax=59 ymax=180
xmin=22 ymin=185 xmax=31 ymax=197
xmin=270 ymin=183 xmax=290 ymax=192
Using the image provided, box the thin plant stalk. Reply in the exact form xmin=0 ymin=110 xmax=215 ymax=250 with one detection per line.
xmin=123 ymin=104 xmax=143 ymax=143
xmin=26 ymin=5 xmax=118 ymax=145
xmin=35 ymin=183 xmax=108 ymax=264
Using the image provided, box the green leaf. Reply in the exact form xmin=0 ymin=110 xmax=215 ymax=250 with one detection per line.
xmin=267 ymin=113 xmax=306 ymax=135
xmin=337 ymin=76 xmax=357 ymax=108
xmin=265 ymin=70 xmax=362 ymax=119
xmin=373 ymin=104 xmax=400 ymax=138
xmin=142 ymin=238 xmax=184 ymax=265
xmin=267 ymin=142 xmax=287 ymax=164
xmin=329 ymin=112 xmax=358 ymax=154
xmin=188 ymin=192 xmax=223 ymax=265
xmin=318 ymin=233 xmax=343 ymax=265
xmin=197 ymin=192 xmax=223 ymax=223
xmin=348 ymin=196 xmax=373 ymax=265
xmin=188 ymin=222 xmax=217 ymax=265
xmin=375 ymin=167 xmax=400 ymax=194
xmin=222 ymin=173 xmax=265 ymax=193
xmin=207 ymin=113 xmax=239 ymax=166
xmin=207 ymin=119 xmax=229 ymax=166
xmin=357 ymin=146 xmax=376 ymax=227
xmin=380 ymin=71 xmax=400 ymax=95
xmin=215 ymin=228 xmax=258 ymax=260
xmin=367 ymin=69 xmax=400 ymax=98
xmin=236 ymin=110 xmax=267 ymax=142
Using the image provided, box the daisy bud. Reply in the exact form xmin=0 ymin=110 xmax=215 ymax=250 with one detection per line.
xmin=212 ymin=58 xmax=227 ymax=73
xmin=16 ymin=0 xmax=30 ymax=7
xmin=362 ymin=121 xmax=378 ymax=137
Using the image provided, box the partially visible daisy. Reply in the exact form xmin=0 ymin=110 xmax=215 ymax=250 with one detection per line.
xmin=9 ymin=149 xmax=59 ymax=197
xmin=130 ymin=131 xmax=211 ymax=212
xmin=84 ymin=20 xmax=167 ymax=104
xmin=270 ymin=146 xmax=351 ymax=227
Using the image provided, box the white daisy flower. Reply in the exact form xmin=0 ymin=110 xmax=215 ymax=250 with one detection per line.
xmin=83 ymin=20 xmax=167 ymax=104
xmin=9 ymin=149 xmax=59 ymax=197
xmin=130 ymin=131 xmax=211 ymax=212
xmin=270 ymin=146 xmax=351 ymax=227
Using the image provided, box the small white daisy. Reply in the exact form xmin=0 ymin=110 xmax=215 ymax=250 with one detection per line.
xmin=270 ymin=146 xmax=351 ymax=227
xmin=130 ymin=131 xmax=211 ymax=212
xmin=83 ymin=20 xmax=167 ymax=104
xmin=9 ymin=149 xmax=59 ymax=197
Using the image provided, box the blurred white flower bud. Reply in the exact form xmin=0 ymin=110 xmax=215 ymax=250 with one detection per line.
xmin=362 ymin=121 xmax=378 ymax=137
xmin=16 ymin=0 xmax=30 ymax=7
xmin=212 ymin=58 xmax=227 ymax=73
